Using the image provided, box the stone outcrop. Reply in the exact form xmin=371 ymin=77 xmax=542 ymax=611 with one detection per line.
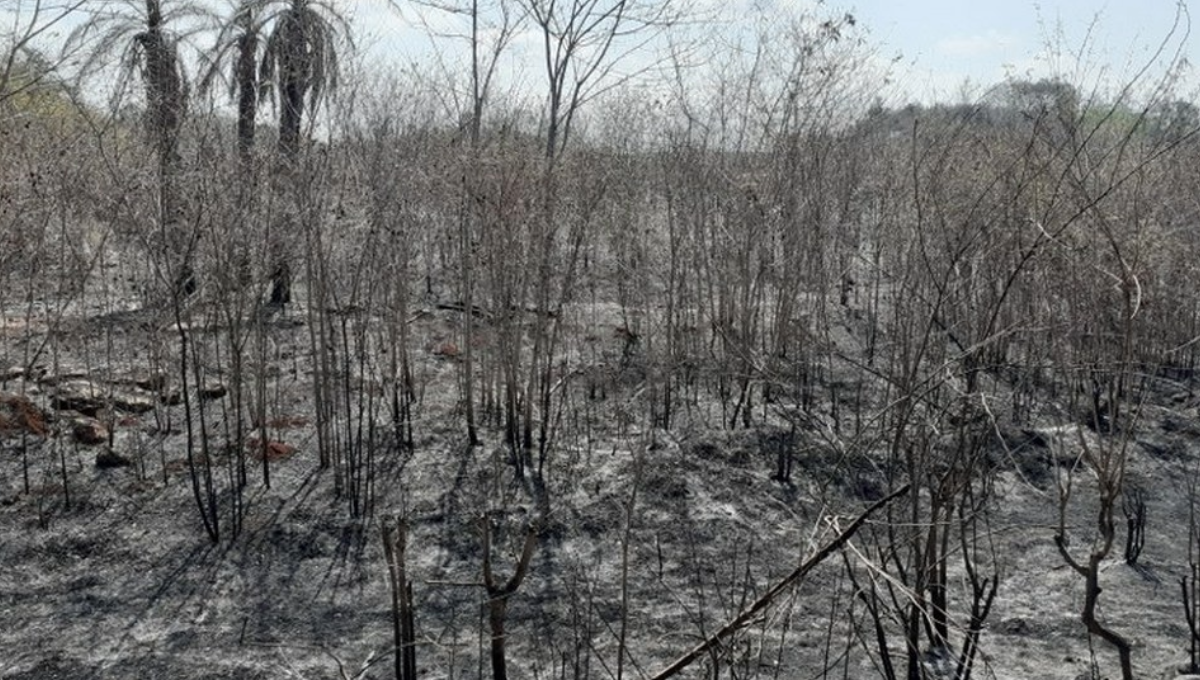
xmin=52 ymin=380 xmax=156 ymax=416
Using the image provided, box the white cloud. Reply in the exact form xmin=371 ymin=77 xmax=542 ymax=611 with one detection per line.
xmin=935 ymin=30 xmax=1016 ymax=59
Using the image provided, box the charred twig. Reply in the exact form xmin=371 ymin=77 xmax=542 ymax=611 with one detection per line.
xmin=649 ymin=484 xmax=911 ymax=680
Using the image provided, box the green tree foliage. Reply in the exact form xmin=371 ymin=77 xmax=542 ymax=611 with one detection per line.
xmin=0 ymin=46 xmax=78 ymax=123
xmin=1147 ymin=98 xmax=1200 ymax=143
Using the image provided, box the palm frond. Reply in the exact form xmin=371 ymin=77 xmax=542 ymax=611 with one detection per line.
xmin=259 ymin=0 xmax=352 ymax=108
xmin=258 ymin=25 xmax=282 ymax=105
xmin=197 ymin=1 xmax=270 ymax=102
xmin=63 ymin=0 xmax=214 ymax=83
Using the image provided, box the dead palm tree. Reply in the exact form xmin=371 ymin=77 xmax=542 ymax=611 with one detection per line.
xmin=67 ymin=1 xmax=208 ymax=191
xmin=66 ymin=0 xmax=210 ymax=296
xmin=198 ymin=1 xmax=270 ymax=166
xmin=258 ymin=0 xmax=351 ymax=160
xmin=254 ymin=1 xmax=350 ymax=307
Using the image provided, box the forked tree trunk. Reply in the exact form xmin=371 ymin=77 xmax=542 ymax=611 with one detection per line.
xmin=481 ymin=516 xmax=539 ymax=680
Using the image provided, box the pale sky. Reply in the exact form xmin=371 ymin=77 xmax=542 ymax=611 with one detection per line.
xmin=3 ymin=0 xmax=1196 ymax=106
xmin=859 ymin=0 xmax=1196 ymax=102
xmin=345 ymin=0 xmax=1197 ymax=106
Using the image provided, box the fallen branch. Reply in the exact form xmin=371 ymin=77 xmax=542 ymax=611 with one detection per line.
xmin=435 ymin=301 xmax=493 ymax=320
xmin=435 ymin=300 xmax=558 ymax=320
xmin=648 ymin=483 xmax=912 ymax=680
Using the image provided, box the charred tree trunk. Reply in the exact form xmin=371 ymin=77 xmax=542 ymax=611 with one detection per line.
xmin=235 ymin=29 xmax=258 ymax=164
xmin=480 ymin=516 xmax=539 ymax=680
xmin=382 ymin=518 xmax=418 ymax=680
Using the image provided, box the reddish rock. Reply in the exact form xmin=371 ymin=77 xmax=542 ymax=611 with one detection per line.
xmin=433 ymin=341 xmax=460 ymax=359
xmin=71 ymin=417 xmax=109 ymax=446
xmin=248 ymin=439 xmax=297 ymax=461
xmin=0 ymin=392 xmax=49 ymax=437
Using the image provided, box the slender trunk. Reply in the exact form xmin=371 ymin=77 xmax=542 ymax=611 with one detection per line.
xmin=1082 ymin=556 xmax=1134 ymax=679
xmin=178 ymin=318 xmax=219 ymax=543
xmin=481 ymin=518 xmax=540 ymax=680
xmin=460 ymin=172 xmax=479 ymax=446
xmin=280 ymin=80 xmax=305 ymax=159
xmin=141 ymin=1 xmax=185 ymax=225
xmin=382 ymin=518 xmax=418 ymax=680
xmin=235 ymin=31 xmax=258 ymax=164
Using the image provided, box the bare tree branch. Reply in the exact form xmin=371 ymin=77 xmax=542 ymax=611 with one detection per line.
xmin=649 ymin=483 xmax=911 ymax=680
